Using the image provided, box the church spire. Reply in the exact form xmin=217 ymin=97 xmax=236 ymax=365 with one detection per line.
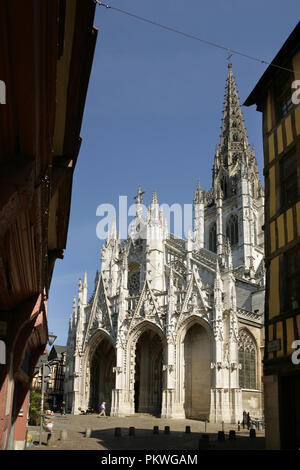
xmin=218 ymin=63 xmax=249 ymax=168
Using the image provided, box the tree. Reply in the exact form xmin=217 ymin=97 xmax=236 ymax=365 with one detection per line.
xmin=29 ymin=388 xmax=49 ymax=426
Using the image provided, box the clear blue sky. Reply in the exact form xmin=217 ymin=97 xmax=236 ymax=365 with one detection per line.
xmin=48 ymin=0 xmax=300 ymax=346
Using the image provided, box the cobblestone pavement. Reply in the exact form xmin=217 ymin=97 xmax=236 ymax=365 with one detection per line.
xmin=26 ymin=413 xmax=265 ymax=451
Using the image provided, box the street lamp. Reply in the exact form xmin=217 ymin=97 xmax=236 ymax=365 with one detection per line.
xmin=39 ymin=333 xmax=57 ymax=445
xmin=48 ymin=333 xmax=57 ymax=346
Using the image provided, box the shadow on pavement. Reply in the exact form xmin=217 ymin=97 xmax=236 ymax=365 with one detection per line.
xmin=77 ymin=428 xmax=265 ymax=451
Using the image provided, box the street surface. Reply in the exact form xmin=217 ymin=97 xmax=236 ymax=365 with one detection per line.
xmin=26 ymin=413 xmax=265 ymax=450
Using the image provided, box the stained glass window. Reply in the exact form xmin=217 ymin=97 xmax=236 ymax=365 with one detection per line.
xmin=128 ymin=270 xmax=140 ymax=296
xmin=238 ymin=329 xmax=257 ymax=389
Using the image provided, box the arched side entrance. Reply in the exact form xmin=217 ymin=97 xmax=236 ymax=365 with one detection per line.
xmin=184 ymin=322 xmax=211 ymax=419
xmin=134 ymin=329 xmax=163 ymax=416
xmin=89 ymin=336 xmax=116 ymax=414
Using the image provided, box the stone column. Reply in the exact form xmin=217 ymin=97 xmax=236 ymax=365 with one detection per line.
xmin=216 ymin=187 xmax=224 ymax=265
xmin=72 ymin=354 xmax=82 ymax=414
xmin=161 ymin=341 xmax=176 ymax=418
xmin=111 ymin=343 xmax=124 ymax=416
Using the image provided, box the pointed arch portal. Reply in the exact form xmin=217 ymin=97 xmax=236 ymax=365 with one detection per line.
xmin=184 ymin=323 xmax=211 ymax=419
xmin=89 ymin=337 xmax=116 ymax=414
xmin=134 ymin=329 xmax=163 ymax=416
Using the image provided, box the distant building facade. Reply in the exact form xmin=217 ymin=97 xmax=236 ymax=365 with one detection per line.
xmin=46 ymin=346 xmax=66 ymax=410
xmin=245 ymin=21 xmax=300 ymax=449
xmin=65 ymin=65 xmax=265 ymax=423
xmin=32 ymin=346 xmax=66 ymax=411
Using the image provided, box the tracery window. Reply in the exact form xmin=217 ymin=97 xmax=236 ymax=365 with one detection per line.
xmin=238 ymin=329 xmax=257 ymax=389
xmin=209 ymin=223 xmax=217 ymax=253
xmin=231 ymin=174 xmax=237 ymax=193
xmin=220 ymin=176 xmax=228 ymax=199
xmin=226 ymin=214 xmax=239 ymax=246
xmin=128 ymin=263 xmax=140 ymax=296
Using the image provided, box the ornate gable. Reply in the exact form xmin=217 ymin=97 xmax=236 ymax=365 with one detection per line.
xmin=128 ymin=280 xmax=163 ymax=331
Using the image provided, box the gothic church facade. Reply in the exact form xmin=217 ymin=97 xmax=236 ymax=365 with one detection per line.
xmin=64 ymin=64 xmax=265 ymax=423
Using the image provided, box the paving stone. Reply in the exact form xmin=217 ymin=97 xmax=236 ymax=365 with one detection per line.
xmin=26 ymin=414 xmax=265 ymax=451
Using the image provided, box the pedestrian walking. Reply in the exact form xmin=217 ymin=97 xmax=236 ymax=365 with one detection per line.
xmin=61 ymin=401 xmax=66 ymax=415
xmin=247 ymin=412 xmax=251 ymax=430
xmin=242 ymin=410 xmax=247 ymax=429
xmin=99 ymin=402 xmax=106 ymax=417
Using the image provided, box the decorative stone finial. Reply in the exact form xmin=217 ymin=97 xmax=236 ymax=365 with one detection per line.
xmin=152 ymin=190 xmax=158 ymax=205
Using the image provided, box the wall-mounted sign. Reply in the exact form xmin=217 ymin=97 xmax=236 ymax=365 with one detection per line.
xmin=0 ymin=340 xmax=6 ymax=364
xmin=0 ymin=80 xmax=6 ymax=104
xmin=268 ymin=339 xmax=281 ymax=353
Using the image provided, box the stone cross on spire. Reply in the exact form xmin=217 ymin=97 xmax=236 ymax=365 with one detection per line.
xmin=134 ymin=185 xmax=145 ymax=205
xmin=134 ymin=185 xmax=145 ymax=218
xmin=227 ymin=48 xmax=233 ymax=66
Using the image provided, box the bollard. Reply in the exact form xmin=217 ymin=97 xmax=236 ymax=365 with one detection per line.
xmin=238 ymin=421 xmax=240 ymax=431
xmin=250 ymin=428 xmax=256 ymax=439
xmin=229 ymin=430 xmax=236 ymax=440
xmin=222 ymin=421 xmax=225 ymax=432
xmin=60 ymin=429 xmax=68 ymax=440
xmin=129 ymin=427 xmax=135 ymax=436
xmin=185 ymin=426 xmax=191 ymax=434
xmin=85 ymin=427 xmax=91 ymax=438
xmin=115 ymin=427 xmax=122 ymax=437
xmin=164 ymin=426 xmax=170 ymax=434
xmin=153 ymin=426 xmax=159 ymax=435
xmin=218 ymin=431 xmax=225 ymax=441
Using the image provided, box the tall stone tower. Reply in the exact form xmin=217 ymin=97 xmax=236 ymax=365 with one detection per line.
xmin=64 ymin=65 xmax=265 ymax=423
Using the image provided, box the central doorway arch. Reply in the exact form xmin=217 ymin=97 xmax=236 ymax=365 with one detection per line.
xmin=184 ymin=322 xmax=211 ymax=419
xmin=134 ymin=329 xmax=163 ymax=416
xmin=89 ymin=336 xmax=116 ymax=414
